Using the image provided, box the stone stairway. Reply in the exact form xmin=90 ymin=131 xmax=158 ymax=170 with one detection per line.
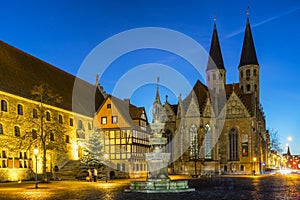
xmin=58 ymin=160 xmax=81 ymax=180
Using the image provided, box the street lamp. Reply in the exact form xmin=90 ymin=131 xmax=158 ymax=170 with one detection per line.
xmin=104 ymin=153 xmax=109 ymax=183
xmin=33 ymin=146 xmax=39 ymax=189
xmin=253 ymin=157 xmax=257 ymax=175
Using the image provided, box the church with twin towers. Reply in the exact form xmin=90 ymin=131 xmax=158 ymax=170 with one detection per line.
xmin=158 ymin=15 xmax=269 ymax=175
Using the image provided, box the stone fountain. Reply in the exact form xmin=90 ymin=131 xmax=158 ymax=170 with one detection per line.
xmin=125 ymin=82 xmax=195 ymax=193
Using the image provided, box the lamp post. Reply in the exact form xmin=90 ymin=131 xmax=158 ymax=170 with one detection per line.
xmin=33 ymin=146 xmax=39 ymax=188
xmin=104 ymin=153 xmax=109 ymax=183
xmin=253 ymin=157 xmax=257 ymax=175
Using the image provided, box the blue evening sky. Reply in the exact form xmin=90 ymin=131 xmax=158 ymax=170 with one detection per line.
xmin=1 ymin=0 xmax=300 ymax=154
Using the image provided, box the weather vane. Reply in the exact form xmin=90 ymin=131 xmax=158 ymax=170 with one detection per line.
xmin=246 ymin=6 xmax=250 ymax=16
xmin=213 ymin=12 xmax=217 ymax=22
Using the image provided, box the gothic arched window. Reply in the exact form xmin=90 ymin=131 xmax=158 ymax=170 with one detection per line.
xmin=189 ymin=124 xmax=198 ymax=159
xmin=229 ymin=128 xmax=239 ymax=161
xmin=204 ymin=124 xmax=212 ymax=159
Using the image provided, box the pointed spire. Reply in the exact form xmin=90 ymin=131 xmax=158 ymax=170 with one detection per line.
xmin=239 ymin=17 xmax=259 ymax=67
xmin=206 ymin=19 xmax=225 ymax=71
xmin=287 ymin=146 xmax=291 ymax=156
xmin=154 ymin=77 xmax=162 ymax=105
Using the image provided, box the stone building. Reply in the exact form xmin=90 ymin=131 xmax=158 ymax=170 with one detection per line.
xmin=0 ymin=40 xmax=105 ymax=181
xmin=161 ymin=17 xmax=270 ymax=175
xmin=0 ymin=40 xmax=152 ymax=181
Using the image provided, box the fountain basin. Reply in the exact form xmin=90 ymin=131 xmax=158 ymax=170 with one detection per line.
xmin=124 ymin=180 xmax=195 ymax=193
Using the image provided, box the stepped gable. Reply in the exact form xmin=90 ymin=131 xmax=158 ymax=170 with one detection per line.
xmin=0 ymin=40 xmax=104 ymax=116
xmin=225 ymin=83 xmax=253 ymax=114
xmin=182 ymin=80 xmax=208 ymax=115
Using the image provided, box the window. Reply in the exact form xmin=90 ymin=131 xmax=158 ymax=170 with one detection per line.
xmin=33 ymin=108 xmax=38 ymax=118
xmin=2 ymin=150 xmax=7 ymax=158
xmin=229 ymin=128 xmax=239 ymax=161
xmin=101 ymin=117 xmax=107 ymax=125
xmin=78 ymin=120 xmax=83 ymax=129
xmin=240 ymin=71 xmax=243 ymax=78
xmin=14 ymin=126 xmax=20 ymax=137
xmin=70 ymin=118 xmax=73 ymax=126
xmin=189 ymin=124 xmax=198 ymax=159
xmin=46 ymin=111 xmax=51 ymax=121
xmin=212 ymin=73 xmax=216 ymax=80
xmin=112 ymin=116 xmax=118 ymax=124
xmin=58 ymin=115 xmax=63 ymax=124
xmin=50 ymin=132 xmax=54 ymax=141
xmin=19 ymin=152 xmax=23 ymax=159
xmin=88 ymin=123 xmax=92 ymax=130
xmin=17 ymin=104 xmax=23 ymax=115
xmin=254 ymin=69 xmax=257 ymax=76
xmin=32 ymin=129 xmax=37 ymax=139
xmin=107 ymin=104 xmax=111 ymax=109
xmin=246 ymin=69 xmax=250 ymax=80
xmin=0 ymin=124 xmax=3 ymax=134
xmin=1 ymin=100 xmax=7 ymax=112
xmin=204 ymin=125 xmax=212 ymax=159
xmin=254 ymin=84 xmax=257 ymax=92
xmin=66 ymin=135 xmax=70 ymax=143
xmin=247 ymin=84 xmax=251 ymax=92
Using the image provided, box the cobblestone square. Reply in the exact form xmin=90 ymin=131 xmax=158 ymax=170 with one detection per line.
xmin=0 ymin=175 xmax=299 ymax=200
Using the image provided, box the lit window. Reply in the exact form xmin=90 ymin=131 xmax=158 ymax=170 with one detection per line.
xmin=70 ymin=118 xmax=73 ymax=126
xmin=58 ymin=115 xmax=63 ymax=124
xmin=101 ymin=117 xmax=107 ymax=125
xmin=112 ymin=116 xmax=118 ymax=124
xmin=14 ymin=126 xmax=20 ymax=137
xmin=46 ymin=111 xmax=51 ymax=121
xmin=189 ymin=124 xmax=198 ymax=158
xmin=229 ymin=128 xmax=239 ymax=161
xmin=1 ymin=100 xmax=7 ymax=112
xmin=33 ymin=109 xmax=38 ymax=118
xmin=17 ymin=104 xmax=23 ymax=115
xmin=204 ymin=124 xmax=212 ymax=160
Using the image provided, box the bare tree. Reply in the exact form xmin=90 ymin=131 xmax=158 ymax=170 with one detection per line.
xmin=17 ymin=84 xmax=69 ymax=181
xmin=269 ymin=129 xmax=282 ymax=154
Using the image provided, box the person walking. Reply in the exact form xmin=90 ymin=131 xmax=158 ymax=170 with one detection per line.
xmin=93 ymin=168 xmax=98 ymax=182
xmin=87 ymin=169 xmax=92 ymax=182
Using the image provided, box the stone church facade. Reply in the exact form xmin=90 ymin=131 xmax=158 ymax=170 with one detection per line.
xmin=161 ymin=17 xmax=270 ymax=175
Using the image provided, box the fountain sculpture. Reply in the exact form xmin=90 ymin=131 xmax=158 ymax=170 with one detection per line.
xmin=125 ymin=80 xmax=195 ymax=193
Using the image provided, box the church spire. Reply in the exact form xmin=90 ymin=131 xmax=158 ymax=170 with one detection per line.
xmin=206 ymin=19 xmax=225 ymax=71
xmin=238 ymin=17 xmax=259 ymax=68
xmin=154 ymin=77 xmax=162 ymax=105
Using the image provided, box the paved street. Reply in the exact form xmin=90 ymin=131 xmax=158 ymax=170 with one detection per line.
xmin=0 ymin=175 xmax=299 ymax=200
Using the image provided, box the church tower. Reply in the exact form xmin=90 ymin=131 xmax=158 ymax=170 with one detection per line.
xmin=238 ymin=16 xmax=260 ymax=101
xmin=206 ymin=19 xmax=226 ymax=92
